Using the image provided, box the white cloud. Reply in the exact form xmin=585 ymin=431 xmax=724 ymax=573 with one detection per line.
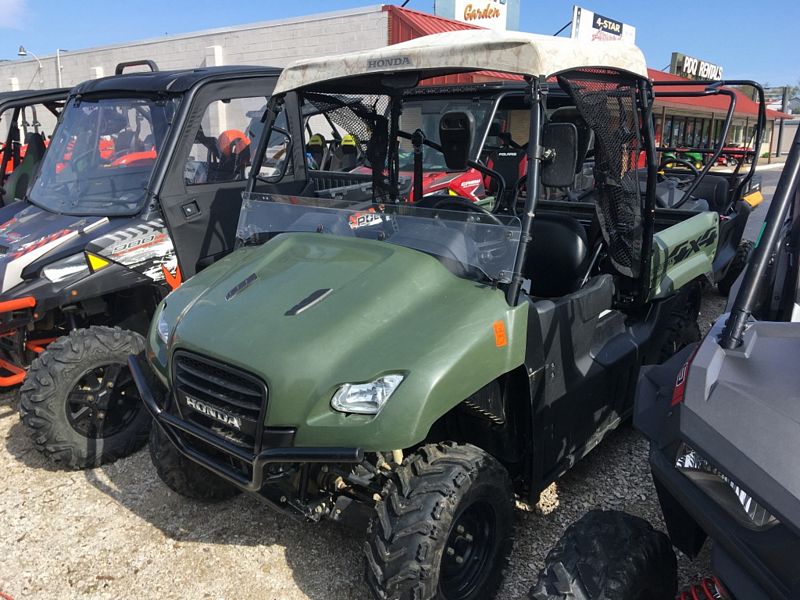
xmin=0 ymin=0 xmax=26 ymax=29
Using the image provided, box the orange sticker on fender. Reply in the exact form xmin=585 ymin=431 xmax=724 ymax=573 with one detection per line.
xmin=493 ymin=320 xmax=507 ymax=347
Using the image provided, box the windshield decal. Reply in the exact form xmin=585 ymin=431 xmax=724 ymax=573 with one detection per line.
xmin=348 ymin=207 xmax=385 ymax=229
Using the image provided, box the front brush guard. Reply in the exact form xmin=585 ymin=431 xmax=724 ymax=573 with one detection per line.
xmin=129 ymin=352 xmax=364 ymax=493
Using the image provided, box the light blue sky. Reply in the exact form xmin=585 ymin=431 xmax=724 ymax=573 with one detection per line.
xmin=1 ymin=0 xmax=797 ymax=85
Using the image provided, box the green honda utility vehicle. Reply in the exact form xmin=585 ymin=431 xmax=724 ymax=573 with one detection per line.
xmin=130 ymin=30 xmax=719 ymax=600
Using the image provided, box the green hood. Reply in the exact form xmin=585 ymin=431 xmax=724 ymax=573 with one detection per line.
xmin=160 ymin=233 xmax=527 ymax=450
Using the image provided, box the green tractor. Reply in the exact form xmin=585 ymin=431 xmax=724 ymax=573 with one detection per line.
xmin=130 ymin=30 xmax=719 ymax=599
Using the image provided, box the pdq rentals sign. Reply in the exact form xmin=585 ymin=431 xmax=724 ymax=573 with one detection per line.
xmin=453 ymin=0 xmax=508 ymax=31
xmin=670 ymin=53 xmax=723 ymax=81
xmin=570 ymin=5 xmax=636 ymax=43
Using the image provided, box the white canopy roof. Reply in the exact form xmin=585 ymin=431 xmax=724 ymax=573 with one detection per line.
xmin=274 ymin=29 xmax=648 ymax=94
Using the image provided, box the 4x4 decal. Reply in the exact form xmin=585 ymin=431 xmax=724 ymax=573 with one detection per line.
xmin=667 ymin=227 xmax=717 ymax=267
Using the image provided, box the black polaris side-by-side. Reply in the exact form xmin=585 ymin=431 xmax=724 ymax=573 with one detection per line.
xmin=1 ymin=62 xmax=280 ymax=468
xmin=532 ymin=125 xmax=800 ymax=600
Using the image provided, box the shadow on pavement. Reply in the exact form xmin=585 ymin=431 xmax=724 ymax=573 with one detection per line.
xmin=81 ymin=442 xmax=370 ymax=600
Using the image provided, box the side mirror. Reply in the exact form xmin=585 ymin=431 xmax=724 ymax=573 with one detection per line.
xmin=541 ymin=122 xmax=579 ymax=188
xmin=261 ymin=126 xmax=292 ymax=183
xmin=439 ymin=112 xmax=471 ymax=171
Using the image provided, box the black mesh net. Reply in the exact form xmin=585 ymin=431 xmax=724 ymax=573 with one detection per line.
xmin=301 ymin=92 xmax=390 ymax=157
xmin=558 ymin=70 xmax=644 ymax=278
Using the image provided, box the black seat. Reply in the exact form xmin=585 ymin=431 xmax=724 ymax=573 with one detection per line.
xmin=692 ymin=174 xmax=730 ymax=213
xmin=523 ymin=213 xmax=589 ymax=298
xmin=486 ymin=147 xmax=526 ymax=206
xmin=328 ymin=134 xmax=359 ymax=171
xmin=3 ymin=132 xmax=46 ymax=203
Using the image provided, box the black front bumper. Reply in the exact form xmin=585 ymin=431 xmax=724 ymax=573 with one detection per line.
xmin=129 ymin=352 xmax=364 ymax=493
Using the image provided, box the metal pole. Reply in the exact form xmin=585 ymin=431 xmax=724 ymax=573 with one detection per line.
xmin=27 ymin=52 xmax=43 ymax=87
xmin=411 ymin=129 xmax=423 ymax=203
xmin=720 ymin=126 xmax=800 ymax=348
xmin=775 ymin=86 xmax=788 ymax=158
xmin=56 ymin=49 xmax=63 ymax=87
xmin=638 ymin=79 xmax=658 ymax=302
xmin=506 ymin=76 xmax=543 ymax=305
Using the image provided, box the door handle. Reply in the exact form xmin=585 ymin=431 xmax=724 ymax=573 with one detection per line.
xmin=181 ymin=200 xmax=200 ymax=219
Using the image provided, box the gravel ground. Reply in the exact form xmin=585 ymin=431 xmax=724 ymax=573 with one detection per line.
xmin=0 ymin=293 xmax=728 ymax=600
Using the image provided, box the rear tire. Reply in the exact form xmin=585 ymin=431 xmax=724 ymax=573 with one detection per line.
xmin=364 ymin=442 xmax=513 ymax=600
xmin=657 ymin=290 xmax=701 ymax=363
xmin=530 ymin=510 xmax=677 ymax=600
xmin=19 ymin=326 xmax=149 ymax=469
xmin=148 ymin=423 xmax=241 ymax=502
xmin=717 ymin=240 xmax=754 ymax=297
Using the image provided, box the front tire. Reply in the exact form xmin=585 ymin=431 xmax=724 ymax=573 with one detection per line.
xmin=364 ymin=442 xmax=513 ymax=600
xmin=530 ymin=510 xmax=677 ymax=600
xmin=19 ymin=326 xmax=150 ymax=469
xmin=148 ymin=423 xmax=241 ymax=502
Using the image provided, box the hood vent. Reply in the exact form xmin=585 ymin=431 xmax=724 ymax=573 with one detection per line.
xmin=285 ymin=288 xmax=333 ymax=316
xmin=225 ymin=273 xmax=257 ymax=301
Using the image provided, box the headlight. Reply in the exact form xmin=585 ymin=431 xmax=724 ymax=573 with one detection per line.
xmin=676 ymin=443 xmax=778 ymax=529
xmin=331 ymin=374 xmax=404 ymax=415
xmin=156 ymin=309 xmax=171 ymax=345
xmin=42 ymin=253 xmax=90 ymax=283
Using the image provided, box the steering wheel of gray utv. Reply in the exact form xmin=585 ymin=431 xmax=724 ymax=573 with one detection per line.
xmin=657 ymin=156 xmax=703 ymax=209
xmin=658 ymin=156 xmax=701 ymax=184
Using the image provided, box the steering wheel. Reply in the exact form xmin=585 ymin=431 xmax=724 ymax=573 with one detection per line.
xmin=414 ymin=195 xmax=512 ymax=274
xmin=414 ymin=194 xmax=505 ymax=227
xmin=657 ymin=156 xmax=703 ymax=209
xmin=658 ymin=156 xmax=701 ymax=182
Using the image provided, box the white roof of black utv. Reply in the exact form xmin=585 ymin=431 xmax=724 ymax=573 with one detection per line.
xmin=274 ymin=29 xmax=648 ymax=94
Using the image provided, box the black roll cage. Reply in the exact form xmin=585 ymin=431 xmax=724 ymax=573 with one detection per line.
xmin=652 ymin=80 xmax=766 ymax=207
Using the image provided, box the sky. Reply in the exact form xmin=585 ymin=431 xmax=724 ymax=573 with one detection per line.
xmin=0 ymin=0 xmax=798 ymax=86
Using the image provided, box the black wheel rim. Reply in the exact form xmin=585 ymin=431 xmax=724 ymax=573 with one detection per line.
xmin=66 ymin=363 xmax=141 ymax=438
xmin=439 ymin=500 xmax=497 ymax=599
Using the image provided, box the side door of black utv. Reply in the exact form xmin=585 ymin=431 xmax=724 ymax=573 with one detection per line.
xmin=157 ymin=75 xmax=282 ymax=279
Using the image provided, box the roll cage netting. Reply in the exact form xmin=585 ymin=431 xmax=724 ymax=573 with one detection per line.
xmin=558 ymin=69 xmax=645 ymax=279
xmin=301 ymin=92 xmax=391 ymax=157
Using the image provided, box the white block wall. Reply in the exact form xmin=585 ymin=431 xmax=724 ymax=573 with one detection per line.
xmin=1 ymin=6 xmax=389 ymax=91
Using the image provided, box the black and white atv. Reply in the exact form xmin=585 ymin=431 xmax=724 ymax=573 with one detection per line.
xmin=0 ymin=61 xmax=280 ymax=468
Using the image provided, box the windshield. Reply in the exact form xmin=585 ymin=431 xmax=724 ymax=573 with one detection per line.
xmin=28 ymin=96 xmax=180 ymax=216
xmin=397 ymin=98 xmax=494 ymax=172
xmin=237 ymin=193 xmax=521 ymax=283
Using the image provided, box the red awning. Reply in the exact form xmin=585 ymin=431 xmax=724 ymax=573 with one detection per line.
xmin=384 ymin=5 xmax=520 ymax=85
xmin=385 ymin=4 xmax=481 ymax=43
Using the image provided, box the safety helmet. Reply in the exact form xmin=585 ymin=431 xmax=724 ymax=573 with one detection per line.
xmin=218 ymin=129 xmax=250 ymax=158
